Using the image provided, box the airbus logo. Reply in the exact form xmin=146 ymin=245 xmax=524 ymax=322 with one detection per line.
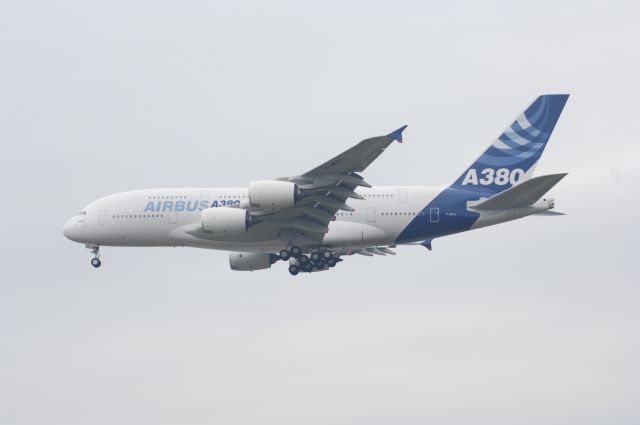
xmin=143 ymin=199 xmax=243 ymax=212
xmin=143 ymin=200 xmax=210 ymax=212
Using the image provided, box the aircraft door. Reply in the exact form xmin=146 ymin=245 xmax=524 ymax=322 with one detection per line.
xmin=398 ymin=188 xmax=408 ymax=203
xmin=167 ymin=212 xmax=178 ymax=224
xmin=367 ymin=207 xmax=377 ymax=222
xmin=430 ymin=207 xmax=440 ymax=223
xmin=200 ymin=190 xmax=210 ymax=207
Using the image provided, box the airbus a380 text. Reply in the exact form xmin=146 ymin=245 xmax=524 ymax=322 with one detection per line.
xmin=63 ymin=94 xmax=569 ymax=275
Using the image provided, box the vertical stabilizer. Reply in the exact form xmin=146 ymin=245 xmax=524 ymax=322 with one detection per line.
xmin=451 ymin=94 xmax=569 ymax=194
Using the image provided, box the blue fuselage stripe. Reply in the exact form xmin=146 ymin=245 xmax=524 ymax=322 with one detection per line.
xmin=396 ymin=187 xmax=481 ymax=243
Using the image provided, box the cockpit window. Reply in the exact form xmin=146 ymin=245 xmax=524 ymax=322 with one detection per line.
xmin=78 ymin=210 xmax=87 ymax=215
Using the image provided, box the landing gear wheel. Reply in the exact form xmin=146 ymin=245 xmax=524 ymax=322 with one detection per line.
xmin=279 ymin=249 xmax=290 ymax=260
xmin=310 ymin=252 xmax=320 ymax=262
xmin=288 ymin=265 xmax=299 ymax=276
xmin=322 ymin=250 xmax=332 ymax=260
xmin=327 ymin=258 xmax=337 ymax=267
xmin=89 ymin=246 xmax=101 ymax=268
xmin=301 ymin=262 xmax=313 ymax=273
xmin=314 ymin=259 xmax=326 ymax=269
xmin=290 ymin=246 xmax=302 ymax=258
xmin=298 ymin=254 xmax=309 ymax=264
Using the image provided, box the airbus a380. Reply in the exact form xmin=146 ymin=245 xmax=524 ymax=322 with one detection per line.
xmin=63 ymin=94 xmax=569 ymax=275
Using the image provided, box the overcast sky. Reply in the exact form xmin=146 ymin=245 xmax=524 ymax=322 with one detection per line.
xmin=1 ymin=1 xmax=639 ymax=424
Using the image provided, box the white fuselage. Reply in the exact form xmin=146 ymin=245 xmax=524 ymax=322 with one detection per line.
xmin=63 ymin=185 xmax=552 ymax=254
xmin=63 ymin=186 xmax=439 ymax=251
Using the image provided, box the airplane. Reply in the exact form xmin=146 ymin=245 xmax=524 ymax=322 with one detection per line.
xmin=63 ymin=94 xmax=569 ymax=275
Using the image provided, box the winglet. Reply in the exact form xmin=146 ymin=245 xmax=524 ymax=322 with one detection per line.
xmin=421 ymin=239 xmax=433 ymax=251
xmin=387 ymin=125 xmax=408 ymax=143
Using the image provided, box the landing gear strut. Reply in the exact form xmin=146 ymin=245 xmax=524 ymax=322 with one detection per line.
xmin=89 ymin=246 xmax=101 ymax=268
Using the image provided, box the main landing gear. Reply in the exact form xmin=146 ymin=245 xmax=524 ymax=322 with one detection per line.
xmin=89 ymin=246 xmax=101 ymax=268
xmin=279 ymin=246 xmax=302 ymax=261
xmin=286 ymin=248 xmax=341 ymax=275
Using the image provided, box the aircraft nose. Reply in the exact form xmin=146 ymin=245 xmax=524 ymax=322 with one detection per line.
xmin=63 ymin=217 xmax=82 ymax=241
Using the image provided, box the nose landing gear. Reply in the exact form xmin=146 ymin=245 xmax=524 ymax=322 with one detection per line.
xmin=89 ymin=246 xmax=101 ymax=268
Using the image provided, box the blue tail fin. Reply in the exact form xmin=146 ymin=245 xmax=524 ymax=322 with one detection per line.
xmin=452 ymin=94 xmax=569 ymax=194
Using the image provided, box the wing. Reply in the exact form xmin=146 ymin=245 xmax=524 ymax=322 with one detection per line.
xmin=252 ymin=126 xmax=407 ymax=243
xmin=304 ymin=125 xmax=407 ymax=176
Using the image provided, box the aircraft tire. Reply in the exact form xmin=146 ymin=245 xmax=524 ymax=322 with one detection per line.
xmin=290 ymin=246 xmax=302 ymax=258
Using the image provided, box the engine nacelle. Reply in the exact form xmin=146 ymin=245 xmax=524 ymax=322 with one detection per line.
xmin=248 ymin=180 xmax=300 ymax=210
xmin=229 ymin=252 xmax=277 ymax=271
xmin=201 ymin=208 xmax=251 ymax=236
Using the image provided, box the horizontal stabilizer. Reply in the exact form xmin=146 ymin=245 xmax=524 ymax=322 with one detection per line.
xmin=470 ymin=173 xmax=567 ymax=210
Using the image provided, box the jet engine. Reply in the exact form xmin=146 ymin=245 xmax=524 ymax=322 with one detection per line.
xmin=248 ymin=180 xmax=300 ymax=210
xmin=201 ymin=208 xmax=252 ymax=236
xmin=229 ymin=252 xmax=278 ymax=271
